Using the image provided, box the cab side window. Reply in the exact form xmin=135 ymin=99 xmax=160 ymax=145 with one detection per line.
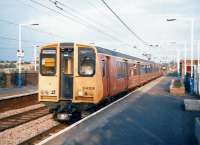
xmin=78 ymin=48 xmax=96 ymax=76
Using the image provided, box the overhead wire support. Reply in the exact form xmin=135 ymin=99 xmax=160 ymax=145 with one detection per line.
xmin=100 ymin=0 xmax=149 ymax=46
xmin=49 ymin=0 xmax=64 ymax=10
xmin=30 ymin=0 xmax=86 ymax=26
xmin=28 ymin=0 xmax=140 ymax=50
xmin=33 ymin=0 xmax=132 ymax=46
xmin=47 ymin=0 xmax=124 ymax=42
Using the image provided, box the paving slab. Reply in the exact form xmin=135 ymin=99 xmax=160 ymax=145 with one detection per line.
xmin=0 ymin=85 xmax=37 ymax=99
xmin=184 ymin=99 xmax=200 ymax=111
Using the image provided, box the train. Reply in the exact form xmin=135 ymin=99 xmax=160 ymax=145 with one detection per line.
xmin=39 ymin=42 xmax=162 ymax=121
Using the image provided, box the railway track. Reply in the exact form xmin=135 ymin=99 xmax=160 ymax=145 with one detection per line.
xmin=20 ymin=123 xmax=68 ymax=145
xmin=0 ymin=92 xmax=38 ymax=113
xmin=0 ymin=106 xmax=49 ymax=132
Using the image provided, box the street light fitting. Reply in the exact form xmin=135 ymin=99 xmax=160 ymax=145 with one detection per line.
xmin=33 ymin=45 xmax=40 ymax=47
xmin=149 ymin=44 xmax=159 ymax=47
xmin=20 ymin=23 xmax=40 ymax=26
xmin=166 ymin=18 xmax=176 ymax=21
xmin=31 ymin=23 xmax=40 ymax=26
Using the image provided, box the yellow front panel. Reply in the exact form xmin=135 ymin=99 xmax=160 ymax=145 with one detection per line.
xmin=72 ymin=44 xmax=104 ymax=104
xmin=39 ymin=76 xmax=59 ymax=102
xmin=39 ymin=43 xmax=60 ymax=102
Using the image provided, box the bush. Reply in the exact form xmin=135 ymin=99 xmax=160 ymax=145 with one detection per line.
xmin=173 ymin=79 xmax=182 ymax=88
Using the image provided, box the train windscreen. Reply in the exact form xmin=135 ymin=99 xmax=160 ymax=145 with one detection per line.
xmin=40 ymin=48 xmax=56 ymax=76
xmin=78 ymin=48 xmax=95 ymax=76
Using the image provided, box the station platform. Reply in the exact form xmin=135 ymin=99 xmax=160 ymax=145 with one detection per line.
xmin=0 ymin=85 xmax=38 ymax=100
xmin=40 ymin=76 xmax=200 ymax=145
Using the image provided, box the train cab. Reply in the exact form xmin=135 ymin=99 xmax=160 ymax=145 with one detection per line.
xmin=39 ymin=43 xmax=104 ymax=120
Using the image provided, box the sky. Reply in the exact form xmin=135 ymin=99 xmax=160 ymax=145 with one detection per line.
xmin=0 ymin=0 xmax=200 ymax=62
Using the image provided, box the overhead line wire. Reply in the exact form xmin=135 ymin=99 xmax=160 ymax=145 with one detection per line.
xmin=0 ymin=35 xmax=45 ymax=44
xmin=46 ymin=0 xmax=126 ymax=43
xmin=30 ymin=0 xmax=135 ymax=48
xmin=50 ymin=0 xmax=124 ymax=39
xmin=0 ymin=18 xmax=66 ymax=39
xmin=100 ymin=0 xmax=149 ymax=46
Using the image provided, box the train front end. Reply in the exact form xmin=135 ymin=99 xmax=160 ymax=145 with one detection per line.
xmin=39 ymin=43 xmax=103 ymax=120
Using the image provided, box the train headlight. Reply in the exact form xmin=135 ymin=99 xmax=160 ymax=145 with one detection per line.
xmin=40 ymin=90 xmax=44 ymax=95
xmin=40 ymin=90 xmax=49 ymax=96
xmin=78 ymin=90 xmax=84 ymax=96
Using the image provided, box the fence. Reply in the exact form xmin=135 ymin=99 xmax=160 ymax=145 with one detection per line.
xmin=0 ymin=71 xmax=38 ymax=88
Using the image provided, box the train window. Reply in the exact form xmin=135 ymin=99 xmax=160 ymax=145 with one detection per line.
xmin=133 ymin=64 xmax=137 ymax=75
xmin=78 ymin=48 xmax=96 ymax=76
xmin=62 ymin=50 xmax=73 ymax=75
xmin=40 ymin=48 xmax=56 ymax=76
xmin=140 ymin=65 xmax=146 ymax=75
xmin=117 ymin=61 xmax=127 ymax=78
xmin=145 ymin=65 xmax=149 ymax=73
xmin=149 ymin=64 xmax=152 ymax=72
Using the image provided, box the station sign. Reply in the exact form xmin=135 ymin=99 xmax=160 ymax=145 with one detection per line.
xmin=17 ymin=49 xmax=24 ymax=57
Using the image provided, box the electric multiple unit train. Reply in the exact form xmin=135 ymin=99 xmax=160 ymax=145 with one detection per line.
xmin=39 ymin=42 xmax=162 ymax=120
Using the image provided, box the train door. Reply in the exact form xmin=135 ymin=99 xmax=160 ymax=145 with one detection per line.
xmin=125 ymin=60 xmax=128 ymax=89
xmin=137 ymin=62 xmax=141 ymax=85
xmin=60 ymin=48 xmax=73 ymax=100
xmin=102 ymin=57 xmax=110 ymax=97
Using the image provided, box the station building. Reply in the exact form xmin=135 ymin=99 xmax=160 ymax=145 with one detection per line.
xmin=180 ymin=59 xmax=200 ymax=77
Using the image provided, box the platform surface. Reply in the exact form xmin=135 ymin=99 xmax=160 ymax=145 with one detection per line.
xmin=0 ymin=85 xmax=37 ymax=98
xmin=41 ymin=77 xmax=200 ymax=145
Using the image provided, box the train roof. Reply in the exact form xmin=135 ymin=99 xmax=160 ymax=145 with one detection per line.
xmin=59 ymin=42 xmax=156 ymax=64
xmin=96 ymin=46 xmax=154 ymax=64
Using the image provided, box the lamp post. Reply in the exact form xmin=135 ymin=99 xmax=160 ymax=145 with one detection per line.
xmin=169 ymin=41 xmax=188 ymax=77
xmin=166 ymin=18 xmax=194 ymax=78
xmin=168 ymin=42 xmax=180 ymax=76
xmin=33 ymin=45 xmax=39 ymax=71
xmin=17 ymin=23 xmax=39 ymax=87
xmin=184 ymin=41 xmax=187 ymax=76
xmin=198 ymin=40 xmax=200 ymax=67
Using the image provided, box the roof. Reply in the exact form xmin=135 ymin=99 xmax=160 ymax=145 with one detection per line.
xmin=96 ymin=46 xmax=154 ymax=64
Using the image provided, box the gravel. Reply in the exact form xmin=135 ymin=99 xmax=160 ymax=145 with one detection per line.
xmin=0 ymin=114 xmax=59 ymax=145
